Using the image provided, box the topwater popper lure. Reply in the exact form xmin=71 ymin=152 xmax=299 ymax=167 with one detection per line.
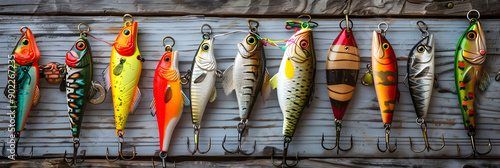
xmin=362 ymin=22 xmax=399 ymax=153
xmin=150 ymin=36 xmax=190 ymax=167
xmin=3 ymin=26 xmax=40 ymax=159
xmin=321 ymin=13 xmax=356 ymax=154
xmin=264 ymin=15 xmax=317 ymax=167
xmin=183 ymin=24 xmax=218 ymax=155
xmin=221 ymin=20 xmax=271 ymax=155
xmin=455 ymin=10 xmax=492 ymax=158
xmin=406 ymin=21 xmax=445 ymax=153
xmin=104 ymin=14 xmax=143 ymax=161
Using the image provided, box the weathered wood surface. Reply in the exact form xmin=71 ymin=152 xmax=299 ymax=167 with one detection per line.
xmin=1 ymin=0 xmax=500 ymax=17
xmin=1 ymin=158 xmax=500 ymax=168
xmin=0 ymin=15 xmax=500 ymax=160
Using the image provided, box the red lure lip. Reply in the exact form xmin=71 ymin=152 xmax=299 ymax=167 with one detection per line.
xmin=65 ymin=50 xmax=80 ymax=67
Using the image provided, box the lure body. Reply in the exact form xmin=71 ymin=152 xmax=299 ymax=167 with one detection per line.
xmin=407 ymin=34 xmax=435 ymax=119
xmin=222 ymin=33 xmax=270 ymax=120
xmin=152 ymin=50 xmax=188 ymax=152
xmin=8 ymin=27 xmax=40 ymax=132
xmin=326 ymin=28 xmax=359 ymax=120
xmin=64 ymin=34 xmax=93 ymax=137
xmin=189 ymin=39 xmax=217 ymax=125
xmin=270 ymin=27 xmax=316 ymax=137
xmin=104 ymin=21 xmax=142 ymax=132
xmin=454 ymin=18 xmax=488 ymax=130
xmin=371 ymin=31 xmax=399 ymax=124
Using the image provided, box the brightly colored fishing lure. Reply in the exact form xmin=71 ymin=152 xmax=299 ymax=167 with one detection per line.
xmin=150 ymin=36 xmax=190 ymax=166
xmin=362 ymin=22 xmax=399 ymax=153
xmin=104 ymin=14 xmax=143 ymax=161
xmin=321 ymin=16 xmax=357 ymax=154
xmin=221 ymin=20 xmax=271 ymax=155
xmin=406 ymin=21 xmax=445 ymax=153
xmin=4 ymin=26 xmax=40 ymax=159
xmin=455 ymin=10 xmax=492 ymax=158
xmin=267 ymin=15 xmax=317 ymax=167
xmin=184 ymin=24 xmax=218 ymax=155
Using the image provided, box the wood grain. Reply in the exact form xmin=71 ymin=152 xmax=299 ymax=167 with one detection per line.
xmin=0 ymin=0 xmax=499 ymax=17
xmin=0 ymin=15 xmax=500 ymax=161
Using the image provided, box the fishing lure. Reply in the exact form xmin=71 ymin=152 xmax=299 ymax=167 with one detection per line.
xmin=42 ymin=23 xmax=106 ymax=165
xmin=150 ymin=36 xmax=190 ymax=166
xmin=455 ymin=10 xmax=492 ymax=158
xmin=321 ymin=14 xmax=356 ymax=154
xmin=406 ymin=21 xmax=445 ymax=153
xmin=221 ymin=20 xmax=271 ymax=155
xmin=184 ymin=24 xmax=218 ymax=155
xmin=3 ymin=26 xmax=40 ymax=159
xmin=104 ymin=14 xmax=143 ymax=161
xmin=267 ymin=15 xmax=317 ymax=167
xmin=362 ymin=22 xmax=399 ymax=153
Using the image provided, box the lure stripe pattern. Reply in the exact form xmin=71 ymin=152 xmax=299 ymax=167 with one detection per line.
xmin=407 ymin=34 xmax=434 ymax=119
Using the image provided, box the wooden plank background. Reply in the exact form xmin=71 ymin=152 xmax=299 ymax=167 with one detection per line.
xmin=0 ymin=0 xmax=499 ymax=17
xmin=1 ymin=15 xmax=500 ymax=160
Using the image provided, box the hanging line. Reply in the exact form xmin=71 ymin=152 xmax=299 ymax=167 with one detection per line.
xmin=82 ymin=31 xmax=115 ymax=47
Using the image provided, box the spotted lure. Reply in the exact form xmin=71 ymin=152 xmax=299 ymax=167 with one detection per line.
xmin=104 ymin=14 xmax=142 ymax=161
xmin=455 ymin=10 xmax=492 ymax=158
xmin=266 ymin=15 xmax=317 ymax=167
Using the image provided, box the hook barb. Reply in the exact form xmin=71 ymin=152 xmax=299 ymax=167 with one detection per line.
xmin=186 ymin=126 xmax=211 ymax=155
xmin=409 ymin=120 xmax=445 ymax=153
xmin=320 ymin=120 xmax=353 ymax=154
xmin=9 ymin=133 xmax=33 ymax=159
xmin=63 ymin=139 xmax=86 ymax=165
xmin=106 ymin=134 xmax=136 ymax=162
xmin=377 ymin=124 xmax=397 ymax=153
xmin=221 ymin=121 xmax=256 ymax=155
xmin=457 ymin=129 xmax=492 ymax=158
xmin=270 ymin=137 xmax=299 ymax=167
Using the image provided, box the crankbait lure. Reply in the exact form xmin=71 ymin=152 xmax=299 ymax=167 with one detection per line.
xmin=104 ymin=14 xmax=143 ymax=161
xmin=3 ymin=26 xmax=40 ymax=159
xmin=455 ymin=10 xmax=492 ymax=158
xmin=267 ymin=15 xmax=317 ymax=167
xmin=406 ymin=21 xmax=445 ymax=153
xmin=184 ymin=24 xmax=218 ymax=155
xmin=51 ymin=23 xmax=106 ymax=165
xmin=321 ymin=14 xmax=356 ymax=154
xmin=362 ymin=22 xmax=399 ymax=153
xmin=221 ymin=20 xmax=271 ymax=155
xmin=150 ymin=36 xmax=190 ymax=166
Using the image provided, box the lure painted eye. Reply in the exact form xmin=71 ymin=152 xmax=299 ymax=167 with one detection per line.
xmin=202 ymin=43 xmax=210 ymax=51
xmin=164 ymin=57 xmax=170 ymax=62
xmin=382 ymin=43 xmax=389 ymax=50
xmin=466 ymin=31 xmax=476 ymax=40
xmin=21 ymin=39 xmax=29 ymax=46
xmin=123 ymin=29 xmax=131 ymax=36
xmin=300 ymin=40 xmax=308 ymax=49
xmin=76 ymin=41 xmax=86 ymax=50
xmin=417 ymin=46 xmax=425 ymax=53
xmin=247 ymin=36 xmax=256 ymax=45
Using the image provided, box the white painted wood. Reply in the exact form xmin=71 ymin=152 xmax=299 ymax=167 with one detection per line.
xmin=0 ymin=15 xmax=499 ymax=158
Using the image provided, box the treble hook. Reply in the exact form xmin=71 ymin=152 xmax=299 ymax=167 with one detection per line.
xmin=409 ymin=119 xmax=445 ymax=153
xmin=457 ymin=128 xmax=492 ymax=158
xmin=271 ymin=136 xmax=299 ymax=168
xmin=321 ymin=119 xmax=353 ymax=154
xmin=106 ymin=131 xmax=136 ymax=161
xmin=2 ymin=132 xmax=33 ymax=159
xmin=222 ymin=120 xmax=256 ymax=155
xmin=377 ymin=124 xmax=397 ymax=153
xmin=63 ymin=137 xmax=86 ymax=165
xmin=186 ymin=125 xmax=211 ymax=155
